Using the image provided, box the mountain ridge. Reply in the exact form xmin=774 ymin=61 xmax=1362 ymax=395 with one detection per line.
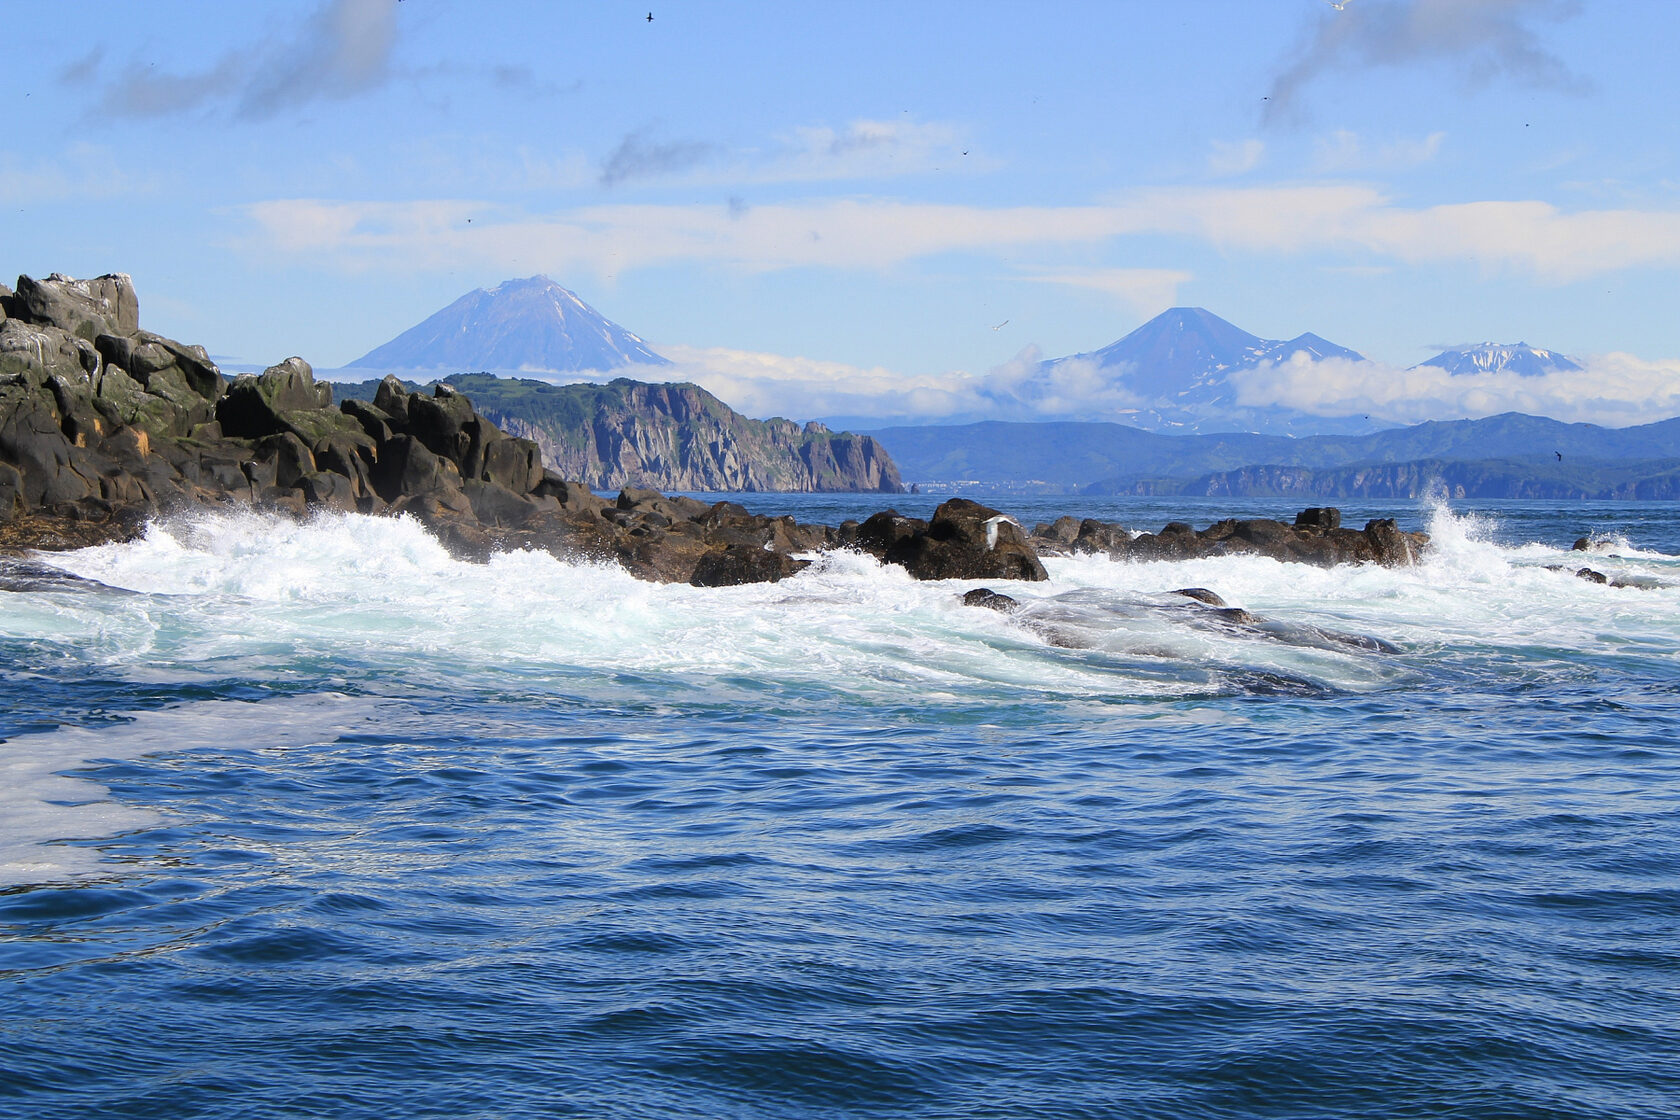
xmin=863 ymin=412 xmax=1680 ymax=495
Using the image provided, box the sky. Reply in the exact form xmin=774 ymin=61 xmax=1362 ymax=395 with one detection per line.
xmin=7 ymin=0 xmax=1680 ymax=428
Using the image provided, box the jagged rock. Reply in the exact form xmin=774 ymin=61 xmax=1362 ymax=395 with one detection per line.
xmin=299 ymin=470 xmax=356 ymax=512
xmin=1294 ymin=506 xmax=1341 ymax=531
xmin=1036 ymin=508 xmax=1427 ymax=568
xmin=482 ymin=436 xmax=543 ymax=494
xmin=0 ymin=462 xmax=21 ymax=521
xmin=255 ymin=432 xmax=316 ymax=490
xmin=340 ymin=397 xmax=399 ymax=444
xmin=1361 ymin=518 xmax=1419 ymax=566
xmin=533 ymin=473 xmax=609 ymax=514
xmin=11 ymin=273 xmax=139 ymax=340
xmin=690 ymin=544 xmax=807 ymax=587
xmin=856 ymin=499 xmax=1048 ymax=581
xmin=1033 ymin=515 xmax=1083 ymax=549
xmin=0 ymin=386 xmax=99 ymax=505
xmin=463 ymin=479 xmax=544 ymax=527
xmin=312 ymin=431 xmax=377 ymax=501
xmin=0 ymin=320 xmax=97 ymax=385
xmin=1576 ymin=566 xmax=1608 ymax=584
xmin=217 ymin=357 xmax=345 ymax=443
xmin=371 ymin=434 xmax=459 ymax=502
xmin=406 ymin=383 xmax=481 ymax=465
xmin=1173 ymin=587 xmax=1227 ymax=606
xmin=95 ymin=331 xmax=225 ymax=400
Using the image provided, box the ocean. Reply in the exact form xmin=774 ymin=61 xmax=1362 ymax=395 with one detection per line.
xmin=2 ymin=495 xmax=1678 ymax=1119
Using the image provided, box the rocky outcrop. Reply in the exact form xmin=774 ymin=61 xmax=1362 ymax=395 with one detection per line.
xmin=849 ymin=499 xmax=1047 ymax=581
xmin=429 ymin=375 xmax=904 ymax=493
xmin=5 ymin=273 xmax=1436 ymax=587
xmin=1029 ymin=505 xmax=1428 ymax=567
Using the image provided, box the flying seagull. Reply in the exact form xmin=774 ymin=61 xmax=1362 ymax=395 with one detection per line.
xmin=1556 ymin=450 xmax=1563 ymax=461
xmin=992 ymin=319 xmax=1008 ymax=330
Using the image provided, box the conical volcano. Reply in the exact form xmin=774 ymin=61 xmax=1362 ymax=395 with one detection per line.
xmin=349 ymin=276 xmax=669 ymax=373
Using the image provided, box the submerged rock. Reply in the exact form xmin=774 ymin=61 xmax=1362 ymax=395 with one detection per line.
xmin=962 ymin=587 xmax=1019 ymax=611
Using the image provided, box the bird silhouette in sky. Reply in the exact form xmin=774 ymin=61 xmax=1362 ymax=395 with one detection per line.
xmin=992 ymin=320 xmax=1008 ymax=330
xmin=1556 ymin=450 xmax=1563 ymax=461
xmin=646 ymin=12 xmax=654 ymax=21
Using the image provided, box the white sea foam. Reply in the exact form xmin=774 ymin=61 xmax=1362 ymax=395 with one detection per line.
xmin=0 ymin=694 xmax=393 ymax=886
xmin=5 ymin=504 xmax=1679 ymax=885
xmin=12 ymin=505 xmax=1676 ymax=697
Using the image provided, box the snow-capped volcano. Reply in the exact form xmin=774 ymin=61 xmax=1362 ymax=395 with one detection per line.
xmin=349 ymin=276 xmax=669 ymax=373
xmin=1417 ymin=342 xmax=1582 ymax=377
xmin=1019 ymin=307 xmax=1371 ymax=433
xmin=1045 ymin=307 xmax=1366 ymax=404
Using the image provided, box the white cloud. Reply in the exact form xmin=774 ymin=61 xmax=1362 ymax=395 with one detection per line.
xmin=0 ymin=144 xmax=160 ymax=205
xmin=772 ymin=118 xmax=969 ymax=180
xmin=643 ymin=344 xmax=987 ymax=422
xmin=1312 ymin=129 xmax=1445 ymax=172
xmin=631 ymin=342 xmax=1151 ymax=425
xmin=237 ymin=187 xmax=1680 ymax=283
xmin=1230 ymin=350 xmax=1680 ymax=427
xmin=1208 ymin=138 xmax=1265 ymax=176
xmin=1026 ymin=268 xmax=1193 ymax=317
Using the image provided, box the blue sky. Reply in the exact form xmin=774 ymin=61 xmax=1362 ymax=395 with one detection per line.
xmin=7 ymin=0 xmax=1680 ymax=426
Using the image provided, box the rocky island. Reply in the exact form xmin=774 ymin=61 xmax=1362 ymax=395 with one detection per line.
xmin=3 ymin=272 xmax=1430 ymax=585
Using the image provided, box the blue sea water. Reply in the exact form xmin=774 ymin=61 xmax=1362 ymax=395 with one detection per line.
xmin=2 ymin=495 xmax=1678 ymax=1119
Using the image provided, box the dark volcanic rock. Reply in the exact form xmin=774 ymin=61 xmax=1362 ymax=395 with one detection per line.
xmin=1030 ymin=505 xmax=1427 ymax=568
xmin=690 ymin=544 xmax=809 ymax=587
xmin=855 ymin=498 xmax=1048 ymax=581
xmin=13 ymin=273 xmax=139 ymax=340
xmin=962 ymin=587 xmax=1019 ymax=611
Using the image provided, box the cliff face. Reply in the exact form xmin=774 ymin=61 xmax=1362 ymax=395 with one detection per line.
xmin=448 ymin=375 xmax=904 ymax=493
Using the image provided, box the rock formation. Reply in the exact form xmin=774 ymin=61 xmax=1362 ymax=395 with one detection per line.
xmin=427 ymin=375 xmax=904 ymax=494
xmin=3 ymin=273 xmax=1432 ymax=588
xmin=1029 ymin=505 xmax=1428 ymax=567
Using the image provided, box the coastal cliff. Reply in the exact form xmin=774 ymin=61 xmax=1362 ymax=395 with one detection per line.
xmin=442 ymin=374 xmax=904 ymax=494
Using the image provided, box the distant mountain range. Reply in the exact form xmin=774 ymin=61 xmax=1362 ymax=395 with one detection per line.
xmin=348 ymin=276 xmax=668 ymax=374
xmin=330 ymin=277 xmax=1680 ymax=497
xmin=1027 ymin=306 xmax=1368 ymax=434
xmin=343 ymin=278 xmax=1608 ymax=439
xmin=1013 ymin=308 xmax=1593 ymax=436
xmin=863 ymin=412 xmax=1680 ymax=499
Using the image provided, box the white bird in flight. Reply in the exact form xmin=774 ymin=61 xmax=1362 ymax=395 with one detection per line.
xmin=1325 ymin=0 xmax=1350 ymax=10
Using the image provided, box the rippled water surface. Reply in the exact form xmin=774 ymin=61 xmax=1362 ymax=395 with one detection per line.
xmin=3 ymin=497 xmax=1678 ymax=1118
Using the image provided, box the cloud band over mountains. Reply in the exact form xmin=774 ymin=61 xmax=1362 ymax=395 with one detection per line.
xmin=244 ymin=186 xmax=1680 ymax=284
